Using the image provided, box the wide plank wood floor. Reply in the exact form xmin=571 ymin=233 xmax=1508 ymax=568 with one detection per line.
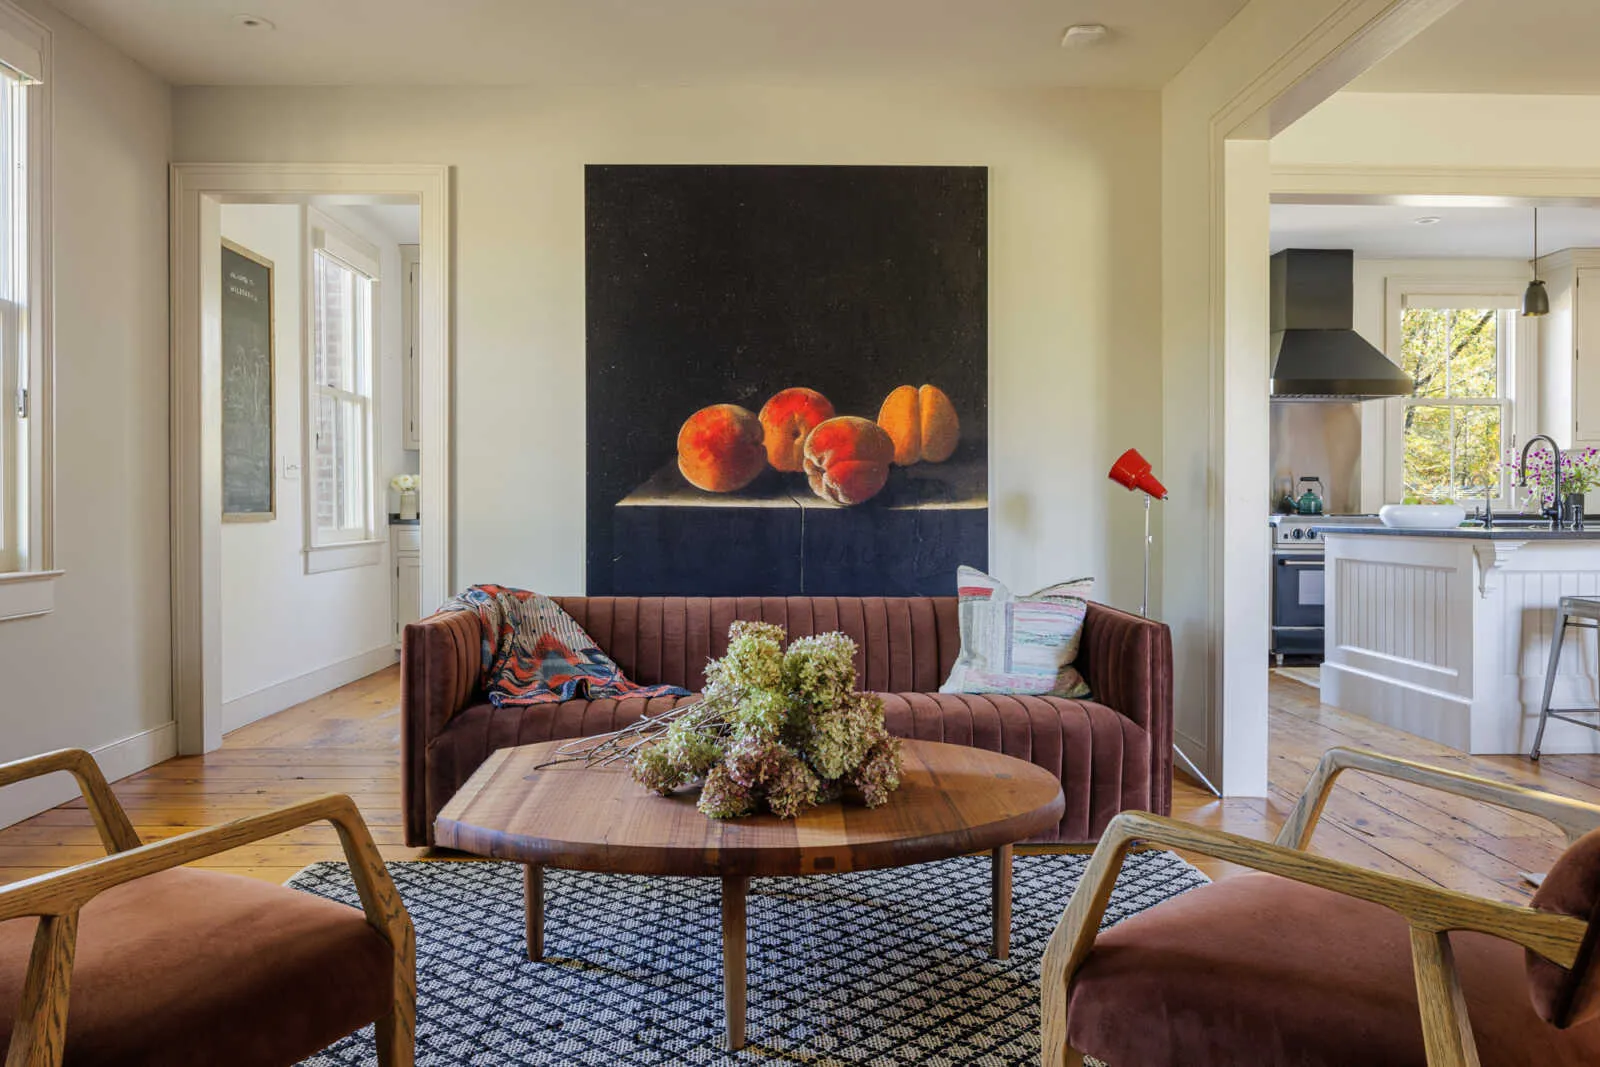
xmin=1 ymin=665 xmax=1596 ymax=904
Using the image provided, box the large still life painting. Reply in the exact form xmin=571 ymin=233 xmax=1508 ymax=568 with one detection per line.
xmin=585 ymin=165 xmax=987 ymax=596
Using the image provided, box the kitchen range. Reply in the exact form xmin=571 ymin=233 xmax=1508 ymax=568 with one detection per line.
xmin=1269 ymin=512 xmax=1382 ymax=663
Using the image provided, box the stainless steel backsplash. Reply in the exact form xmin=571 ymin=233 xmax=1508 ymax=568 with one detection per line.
xmin=1270 ymin=401 xmax=1362 ymax=513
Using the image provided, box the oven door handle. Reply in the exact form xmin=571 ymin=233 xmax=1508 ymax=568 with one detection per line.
xmin=1276 ymin=559 xmax=1323 ymax=567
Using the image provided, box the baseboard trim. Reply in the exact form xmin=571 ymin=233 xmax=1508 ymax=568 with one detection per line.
xmin=0 ymin=721 xmax=178 ymax=831
xmin=222 ymin=645 xmax=398 ymax=735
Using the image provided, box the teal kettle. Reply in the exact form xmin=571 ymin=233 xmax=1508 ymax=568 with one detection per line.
xmin=1295 ymin=476 xmax=1325 ymax=516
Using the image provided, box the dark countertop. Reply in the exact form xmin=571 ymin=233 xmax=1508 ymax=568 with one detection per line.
xmin=388 ymin=514 xmax=420 ymax=527
xmin=1316 ymin=525 xmax=1600 ymax=541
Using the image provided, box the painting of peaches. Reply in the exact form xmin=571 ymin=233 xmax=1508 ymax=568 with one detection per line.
xmin=586 ymin=164 xmax=986 ymax=597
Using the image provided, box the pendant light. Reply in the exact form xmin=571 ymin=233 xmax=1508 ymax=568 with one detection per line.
xmin=1524 ymin=207 xmax=1550 ymax=317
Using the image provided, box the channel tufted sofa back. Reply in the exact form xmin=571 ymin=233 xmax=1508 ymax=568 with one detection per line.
xmin=402 ymin=594 xmax=1173 ymax=847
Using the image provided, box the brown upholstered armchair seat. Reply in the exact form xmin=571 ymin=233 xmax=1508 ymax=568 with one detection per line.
xmin=1067 ymin=873 xmax=1600 ymax=1066
xmin=1041 ymin=747 xmax=1600 ymax=1067
xmin=0 ymin=869 xmax=394 ymax=1066
xmin=403 ymin=595 xmax=1174 ymax=846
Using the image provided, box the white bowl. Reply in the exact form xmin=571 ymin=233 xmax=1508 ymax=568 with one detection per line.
xmin=1378 ymin=503 xmax=1467 ymax=529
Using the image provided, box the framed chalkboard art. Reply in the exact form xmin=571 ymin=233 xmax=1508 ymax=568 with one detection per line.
xmin=221 ymin=239 xmax=275 ymax=521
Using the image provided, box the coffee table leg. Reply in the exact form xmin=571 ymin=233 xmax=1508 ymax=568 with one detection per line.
xmin=524 ymin=864 xmax=544 ymax=962
xmin=991 ymin=844 xmax=1013 ymax=960
xmin=722 ymin=875 xmax=749 ymax=1051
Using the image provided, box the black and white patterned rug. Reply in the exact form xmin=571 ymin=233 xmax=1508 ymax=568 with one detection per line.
xmin=291 ymin=851 xmax=1206 ymax=1066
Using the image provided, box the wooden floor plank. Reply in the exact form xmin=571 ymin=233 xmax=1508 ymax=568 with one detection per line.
xmin=0 ymin=664 xmax=1593 ymax=893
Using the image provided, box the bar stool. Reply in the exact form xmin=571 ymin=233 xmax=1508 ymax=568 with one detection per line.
xmin=1533 ymin=595 xmax=1600 ymax=759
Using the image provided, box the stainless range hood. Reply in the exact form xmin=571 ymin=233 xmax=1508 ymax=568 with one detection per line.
xmin=1271 ymin=249 xmax=1415 ymax=401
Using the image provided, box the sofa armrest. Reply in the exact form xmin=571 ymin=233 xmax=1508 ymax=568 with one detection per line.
xmin=401 ymin=610 xmax=483 ymax=846
xmin=1080 ymin=601 xmax=1173 ymax=815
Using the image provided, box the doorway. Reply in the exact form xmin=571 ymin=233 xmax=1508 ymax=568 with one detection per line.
xmin=171 ymin=164 xmax=451 ymax=754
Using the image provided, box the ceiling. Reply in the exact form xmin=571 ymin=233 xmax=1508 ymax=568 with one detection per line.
xmin=1352 ymin=0 xmax=1600 ymax=95
xmin=1270 ymin=203 xmax=1600 ymax=259
xmin=315 ymin=201 xmax=420 ymax=246
xmin=47 ymin=0 xmax=1250 ymax=89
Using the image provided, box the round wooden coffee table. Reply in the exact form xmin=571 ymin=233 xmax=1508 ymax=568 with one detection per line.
xmin=434 ymin=737 xmax=1065 ymax=1050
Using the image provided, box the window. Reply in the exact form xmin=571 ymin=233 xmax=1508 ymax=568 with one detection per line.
xmin=0 ymin=67 xmax=28 ymax=574
xmin=0 ymin=4 xmax=52 ymax=622
xmin=307 ymin=218 xmax=378 ymax=556
xmin=1388 ymin=285 xmax=1526 ymax=508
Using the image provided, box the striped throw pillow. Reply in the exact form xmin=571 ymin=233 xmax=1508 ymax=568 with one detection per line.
xmin=939 ymin=566 xmax=1093 ymax=698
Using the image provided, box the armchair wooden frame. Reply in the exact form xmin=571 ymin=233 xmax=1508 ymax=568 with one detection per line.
xmin=1040 ymin=746 xmax=1600 ymax=1067
xmin=0 ymin=749 xmax=416 ymax=1067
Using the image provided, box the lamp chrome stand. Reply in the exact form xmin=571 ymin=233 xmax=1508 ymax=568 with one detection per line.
xmin=1140 ymin=494 xmax=1151 ymax=618
xmin=1137 ymin=493 xmax=1221 ymax=797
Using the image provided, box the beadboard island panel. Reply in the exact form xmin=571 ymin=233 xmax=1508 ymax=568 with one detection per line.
xmin=1322 ymin=530 xmax=1600 ymax=755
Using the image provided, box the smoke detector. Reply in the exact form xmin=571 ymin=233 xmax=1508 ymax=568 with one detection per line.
xmin=1061 ymin=24 xmax=1109 ymax=48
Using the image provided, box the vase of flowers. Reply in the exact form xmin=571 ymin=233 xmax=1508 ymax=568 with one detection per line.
xmin=1504 ymin=446 xmax=1600 ymax=513
xmin=391 ymin=473 xmax=419 ymax=520
xmin=630 ymin=622 xmax=902 ymax=818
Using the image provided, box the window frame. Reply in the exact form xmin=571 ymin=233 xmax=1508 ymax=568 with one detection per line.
xmin=302 ymin=210 xmax=383 ymax=573
xmin=0 ymin=0 xmax=54 ymax=624
xmin=1382 ymin=277 xmax=1536 ymax=511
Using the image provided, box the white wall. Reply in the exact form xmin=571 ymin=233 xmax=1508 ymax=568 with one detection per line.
xmin=217 ymin=203 xmax=396 ymax=729
xmin=0 ymin=0 xmax=172 ymax=825
xmin=173 ymin=86 xmax=1163 ymax=613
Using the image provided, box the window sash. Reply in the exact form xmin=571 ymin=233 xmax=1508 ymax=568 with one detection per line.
xmin=1396 ymin=306 xmax=1515 ymax=504
xmin=308 ymin=247 xmax=374 ymax=548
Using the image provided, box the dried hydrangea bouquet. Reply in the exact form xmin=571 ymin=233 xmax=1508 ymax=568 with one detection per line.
xmin=559 ymin=621 xmax=903 ymax=819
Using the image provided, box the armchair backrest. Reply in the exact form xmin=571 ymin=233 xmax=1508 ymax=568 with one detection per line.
xmin=1529 ymin=828 xmax=1600 ymax=1028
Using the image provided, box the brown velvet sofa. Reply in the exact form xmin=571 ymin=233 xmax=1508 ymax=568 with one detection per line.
xmin=402 ymin=596 xmax=1172 ymax=847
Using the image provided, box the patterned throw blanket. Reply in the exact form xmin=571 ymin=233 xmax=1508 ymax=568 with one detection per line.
xmin=440 ymin=584 xmax=690 ymax=706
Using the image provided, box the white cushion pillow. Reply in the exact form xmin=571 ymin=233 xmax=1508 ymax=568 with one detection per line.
xmin=939 ymin=566 xmax=1093 ymax=698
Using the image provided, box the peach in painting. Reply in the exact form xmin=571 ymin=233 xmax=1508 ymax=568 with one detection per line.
xmin=677 ymin=404 xmax=767 ymax=493
xmin=758 ymin=387 xmax=835 ymax=472
xmin=877 ymin=384 xmax=960 ymax=465
xmin=802 ymin=415 xmax=896 ymax=506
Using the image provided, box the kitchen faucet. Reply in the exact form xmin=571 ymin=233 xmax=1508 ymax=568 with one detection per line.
xmin=1517 ymin=434 xmax=1565 ymax=531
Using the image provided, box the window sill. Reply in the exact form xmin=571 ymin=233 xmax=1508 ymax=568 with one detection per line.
xmin=0 ymin=569 xmax=64 ymax=622
xmin=304 ymin=539 xmax=384 ymax=575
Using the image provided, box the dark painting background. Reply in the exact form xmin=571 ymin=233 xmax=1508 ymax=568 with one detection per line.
xmin=585 ymin=164 xmax=987 ymax=596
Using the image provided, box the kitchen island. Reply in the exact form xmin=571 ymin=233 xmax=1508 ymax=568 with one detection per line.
xmin=1320 ymin=526 xmax=1600 ymax=755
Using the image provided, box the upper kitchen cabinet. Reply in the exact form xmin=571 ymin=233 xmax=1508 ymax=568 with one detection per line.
xmin=1537 ymin=251 xmax=1600 ymax=448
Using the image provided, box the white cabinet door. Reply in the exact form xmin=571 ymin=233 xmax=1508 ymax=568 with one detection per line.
xmin=1574 ymin=269 xmax=1600 ymax=444
xmin=395 ymin=553 xmax=423 ymax=646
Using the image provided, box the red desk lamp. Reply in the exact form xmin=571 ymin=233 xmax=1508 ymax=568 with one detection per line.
xmin=1108 ymin=447 xmax=1167 ymax=618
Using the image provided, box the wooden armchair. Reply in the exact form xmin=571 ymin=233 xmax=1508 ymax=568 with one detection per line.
xmin=0 ymin=749 xmax=415 ymax=1067
xmin=1041 ymin=747 xmax=1600 ymax=1067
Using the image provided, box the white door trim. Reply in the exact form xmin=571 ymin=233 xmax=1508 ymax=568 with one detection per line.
xmin=169 ymin=162 xmax=452 ymax=754
xmin=1273 ymin=163 xmax=1600 ymax=201
xmin=1171 ymin=0 xmax=1460 ymax=795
